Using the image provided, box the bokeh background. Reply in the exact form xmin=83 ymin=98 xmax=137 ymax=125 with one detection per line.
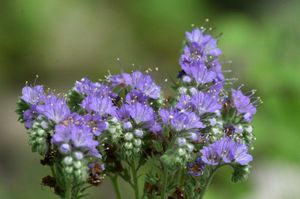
xmin=0 ymin=0 xmax=299 ymax=198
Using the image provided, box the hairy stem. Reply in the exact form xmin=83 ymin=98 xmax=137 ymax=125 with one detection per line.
xmin=161 ymin=165 xmax=168 ymax=199
xmin=198 ymin=167 xmax=219 ymax=199
xmin=131 ymin=159 xmax=139 ymax=199
xmin=111 ymin=175 xmax=123 ymax=199
xmin=64 ymin=183 xmax=72 ymax=199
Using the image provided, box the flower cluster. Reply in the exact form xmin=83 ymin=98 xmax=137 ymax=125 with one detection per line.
xmin=16 ymin=27 xmax=260 ymax=199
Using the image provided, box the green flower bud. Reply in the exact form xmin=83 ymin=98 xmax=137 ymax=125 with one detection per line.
xmin=63 ymin=156 xmax=73 ymax=166
xmin=65 ymin=166 xmax=73 ymax=174
xmin=178 ymin=148 xmax=186 ymax=156
xmin=124 ymin=142 xmax=133 ymax=150
xmin=73 ymin=161 xmax=82 ymax=169
xmin=124 ymin=132 xmax=133 ymax=141
xmin=133 ymin=139 xmax=142 ymax=147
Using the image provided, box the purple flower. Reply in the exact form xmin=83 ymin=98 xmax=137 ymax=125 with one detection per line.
xmin=190 ymin=91 xmax=222 ymax=115
xmin=81 ymin=95 xmax=116 ymax=116
xmin=123 ymin=102 xmax=155 ymax=124
xmin=75 ymin=77 xmax=114 ymax=97
xmin=160 ymin=109 xmax=204 ymax=131
xmin=23 ymin=107 xmax=36 ymax=128
xmin=231 ymin=89 xmax=256 ymax=122
xmin=125 ymin=90 xmax=148 ymax=104
xmin=176 ymin=94 xmax=191 ymax=110
xmin=70 ymin=113 xmax=107 ymax=136
xmin=52 ymin=124 xmax=100 ymax=158
xmin=36 ymin=95 xmax=70 ymax=123
xmin=109 ymin=73 xmax=132 ymax=87
xmin=131 ymin=71 xmax=161 ymax=99
xmin=201 ymin=137 xmax=252 ymax=166
xmin=185 ymin=29 xmax=222 ymax=57
xmin=230 ymin=142 xmax=253 ymax=165
xmin=188 ymin=158 xmax=205 ymax=176
xmin=183 ymin=64 xmax=217 ymax=85
xmin=201 ymin=144 xmax=220 ymax=166
xmin=21 ymin=85 xmax=44 ymax=105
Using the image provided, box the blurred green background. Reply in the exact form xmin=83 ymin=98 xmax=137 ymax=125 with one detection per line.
xmin=0 ymin=0 xmax=299 ymax=198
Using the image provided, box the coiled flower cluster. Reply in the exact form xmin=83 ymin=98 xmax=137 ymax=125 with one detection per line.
xmin=16 ymin=27 xmax=260 ymax=199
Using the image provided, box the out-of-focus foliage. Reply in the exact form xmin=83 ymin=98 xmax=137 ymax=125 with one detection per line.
xmin=0 ymin=0 xmax=299 ymax=199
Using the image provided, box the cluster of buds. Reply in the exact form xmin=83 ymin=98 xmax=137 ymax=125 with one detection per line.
xmin=124 ymin=129 xmax=144 ymax=156
xmin=29 ymin=116 xmax=51 ymax=155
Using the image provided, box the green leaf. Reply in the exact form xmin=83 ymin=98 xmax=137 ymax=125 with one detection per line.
xmin=15 ymin=99 xmax=30 ymax=122
xmin=231 ymin=164 xmax=251 ymax=183
xmin=67 ymin=90 xmax=84 ymax=113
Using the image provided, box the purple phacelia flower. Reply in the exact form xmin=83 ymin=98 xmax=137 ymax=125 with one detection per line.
xmin=131 ymin=71 xmax=161 ymax=99
xmin=75 ymin=77 xmax=114 ymax=97
xmin=36 ymin=95 xmax=70 ymax=123
xmin=201 ymin=137 xmax=252 ymax=166
xmin=70 ymin=113 xmax=107 ymax=136
xmin=109 ymin=73 xmax=132 ymax=87
xmin=176 ymin=94 xmax=191 ymax=110
xmin=190 ymin=91 xmax=222 ymax=115
xmin=183 ymin=64 xmax=217 ymax=85
xmin=125 ymin=90 xmax=148 ymax=104
xmin=230 ymin=142 xmax=253 ymax=165
xmin=160 ymin=109 xmax=204 ymax=132
xmin=23 ymin=107 xmax=37 ymax=129
xmin=188 ymin=158 xmax=205 ymax=176
xmin=52 ymin=124 xmax=100 ymax=158
xmin=231 ymin=89 xmax=256 ymax=122
xmin=185 ymin=28 xmax=222 ymax=58
xmin=81 ymin=95 xmax=116 ymax=116
xmin=123 ymin=102 xmax=155 ymax=124
xmin=201 ymin=143 xmax=220 ymax=166
xmin=21 ymin=85 xmax=44 ymax=105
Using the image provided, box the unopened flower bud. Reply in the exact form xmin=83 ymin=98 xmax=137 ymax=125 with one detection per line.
xmin=37 ymin=129 xmax=45 ymax=136
xmin=133 ymin=139 xmax=142 ymax=147
xmin=40 ymin=121 xmax=48 ymax=129
xmin=186 ymin=143 xmax=194 ymax=152
xmin=123 ymin=122 xmax=132 ymax=129
xmin=178 ymin=148 xmax=186 ymax=156
xmin=124 ymin=132 xmax=133 ymax=141
xmin=59 ymin=143 xmax=71 ymax=154
xmin=124 ymin=142 xmax=133 ymax=150
xmin=63 ymin=156 xmax=73 ymax=166
xmin=73 ymin=151 xmax=83 ymax=160
xmin=73 ymin=161 xmax=82 ymax=169
xmin=189 ymin=87 xmax=197 ymax=95
xmin=134 ymin=129 xmax=143 ymax=137
xmin=245 ymin=125 xmax=253 ymax=133
xmin=182 ymin=76 xmax=192 ymax=83
xmin=178 ymin=87 xmax=187 ymax=94
xmin=65 ymin=166 xmax=73 ymax=174
xmin=177 ymin=137 xmax=187 ymax=146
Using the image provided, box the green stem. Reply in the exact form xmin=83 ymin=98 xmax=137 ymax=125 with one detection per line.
xmin=161 ymin=166 xmax=168 ymax=199
xmin=64 ymin=183 xmax=72 ymax=199
xmin=198 ymin=167 xmax=218 ymax=199
xmin=131 ymin=159 xmax=140 ymax=199
xmin=111 ymin=175 xmax=123 ymax=199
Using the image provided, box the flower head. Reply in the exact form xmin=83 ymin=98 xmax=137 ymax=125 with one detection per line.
xmin=231 ymin=89 xmax=256 ymax=122
xmin=52 ymin=124 xmax=100 ymax=158
xmin=201 ymin=137 xmax=252 ymax=166
xmin=21 ymin=85 xmax=44 ymax=105
xmin=122 ymin=102 xmax=155 ymax=125
xmin=131 ymin=71 xmax=161 ymax=99
xmin=190 ymin=91 xmax=222 ymax=115
xmin=81 ymin=95 xmax=116 ymax=116
xmin=188 ymin=158 xmax=205 ymax=176
xmin=160 ymin=109 xmax=204 ymax=132
xmin=36 ymin=95 xmax=70 ymax=123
